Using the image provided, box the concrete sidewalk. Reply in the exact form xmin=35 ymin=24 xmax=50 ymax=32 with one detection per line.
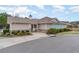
xmin=0 ymin=33 xmax=48 ymax=49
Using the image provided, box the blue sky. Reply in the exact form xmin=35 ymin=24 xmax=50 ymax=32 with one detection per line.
xmin=0 ymin=5 xmax=79 ymax=21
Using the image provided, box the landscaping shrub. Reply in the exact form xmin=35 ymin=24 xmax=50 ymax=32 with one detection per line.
xmin=1 ymin=29 xmax=31 ymax=37
xmin=12 ymin=31 xmax=18 ymax=35
xmin=60 ymin=29 xmax=64 ymax=32
xmin=16 ymin=32 xmax=23 ymax=36
xmin=17 ymin=30 xmax=20 ymax=33
xmin=3 ymin=29 xmax=10 ymax=34
xmin=56 ymin=29 xmax=60 ymax=33
xmin=22 ymin=30 xmax=26 ymax=34
xmin=46 ymin=28 xmax=57 ymax=34
xmin=26 ymin=30 xmax=29 ymax=32
xmin=62 ymin=28 xmax=71 ymax=32
xmin=11 ymin=30 xmax=31 ymax=36
xmin=47 ymin=28 xmax=71 ymax=34
xmin=25 ymin=32 xmax=31 ymax=35
xmin=5 ymin=32 xmax=10 ymax=36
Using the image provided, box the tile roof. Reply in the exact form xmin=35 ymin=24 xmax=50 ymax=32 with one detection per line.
xmin=38 ymin=17 xmax=59 ymax=24
xmin=7 ymin=16 xmax=67 ymax=25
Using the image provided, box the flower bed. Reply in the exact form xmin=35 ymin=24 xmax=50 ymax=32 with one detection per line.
xmin=1 ymin=30 xmax=32 ymax=37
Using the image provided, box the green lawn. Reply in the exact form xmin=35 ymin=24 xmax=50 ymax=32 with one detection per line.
xmin=62 ymin=31 xmax=79 ymax=34
xmin=58 ymin=31 xmax=79 ymax=35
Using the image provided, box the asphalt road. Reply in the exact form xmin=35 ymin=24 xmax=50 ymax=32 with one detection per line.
xmin=0 ymin=35 xmax=79 ymax=53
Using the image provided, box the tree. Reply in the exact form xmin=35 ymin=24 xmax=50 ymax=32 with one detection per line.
xmin=0 ymin=13 xmax=9 ymax=34
xmin=0 ymin=13 xmax=7 ymax=26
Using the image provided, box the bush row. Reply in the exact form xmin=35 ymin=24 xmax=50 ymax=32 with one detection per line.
xmin=3 ymin=29 xmax=10 ymax=34
xmin=3 ymin=30 xmax=31 ymax=36
xmin=46 ymin=28 xmax=71 ymax=34
xmin=11 ymin=30 xmax=31 ymax=36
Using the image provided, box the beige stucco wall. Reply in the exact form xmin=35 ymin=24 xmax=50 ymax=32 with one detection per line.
xmin=7 ymin=16 xmax=67 ymax=32
xmin=7 ymin=16 xmax=13 ymax=24
xmin=7 ymin=16 xmax=31 ymax=31
xmin=10 ymin=23 xmax=31 ymax=31
xmin=47 ymin=24 xmax=67 ymax=29
xmin=39 ymin=24 xmax=48 ymax=30
xmin=39 ymin=24 xmax=67 ymax=30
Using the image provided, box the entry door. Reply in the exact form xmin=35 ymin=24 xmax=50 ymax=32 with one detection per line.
xmin=31 ymin=24 xmax=33 ymax=32
xmin=31 ymin=24 xmax=37 ymax=32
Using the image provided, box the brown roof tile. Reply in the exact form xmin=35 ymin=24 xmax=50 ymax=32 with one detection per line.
xmin=7 ymin=16 xmax=64 ymax=24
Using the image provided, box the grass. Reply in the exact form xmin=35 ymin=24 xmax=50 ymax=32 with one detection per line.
xmin=62 ymin=31 xmax=79 ymax=34
xmin=58 ymin=31 xmax=79 ymax=35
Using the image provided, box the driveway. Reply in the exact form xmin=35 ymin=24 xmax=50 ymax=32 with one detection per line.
xmin=0 ymin=32 xmax=48 ymax=49
xmin=0 ymin=35 xmax=79 ymax=53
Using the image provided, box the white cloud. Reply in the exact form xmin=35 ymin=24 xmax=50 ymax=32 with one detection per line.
xmin=14 ymin=6 xmax=38 ymax=17
xmin=52 ymin=5 xmax=65 ymax=10
xmin=0 ymin=6 xmax=37 ymax=17
xmin=0 ymin=7 xmax=14 ymax=12
xmin=52 ymin=5 xmax=65 ymax=14
xmin=7 ymin=11 xmax=14 ymax=15
xmin=65 ymin=11 xmax=69 ymax=14
xmin=0 ymin=6 xmax=38 ymax=18
xmin=52 ymin=5 xmax=70 ymax=15
xmin=69 ymin=6 xmax=79 ymax=13
xmin=29 ymin=10 xmax=37 ymax=14
xmin=14 ymin=7 xmax=28 ymax=16
xmin=35 ymin=5 xmax=44 ymax=9
xmin=0 ymin=7 xmax=7 ymax=11
xmin=0 ymin=6 xmax=15 ymax=16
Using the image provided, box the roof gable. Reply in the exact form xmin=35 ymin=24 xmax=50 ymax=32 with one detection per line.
xmin=7 ymin=16 xmax=61 ymax=24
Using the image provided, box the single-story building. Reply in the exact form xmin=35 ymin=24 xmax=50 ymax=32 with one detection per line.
xmin=7 ymin=15 xmax=69 ymax=32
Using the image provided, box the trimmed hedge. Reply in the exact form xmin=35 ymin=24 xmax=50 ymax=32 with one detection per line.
xmin=2 ymin=30 xmax=31 ymax=37
xmin=47 ymin=28 xmax=57 ymax=34
xmin=11 ymin=30 xmax=31 ymax=36
xmin=47 ymin=28 xmax=71 ymax=34
xmin=3 ymin=29 xmax=10 ymax=34
xmin=26 ymin=30 xmax=29 ymax=32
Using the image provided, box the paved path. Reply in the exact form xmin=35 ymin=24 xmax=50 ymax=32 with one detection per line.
xmin=0 ymin=33 xmax=48 ymax=49
xmin=0 ymin=35 xmax=79 ymax=53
